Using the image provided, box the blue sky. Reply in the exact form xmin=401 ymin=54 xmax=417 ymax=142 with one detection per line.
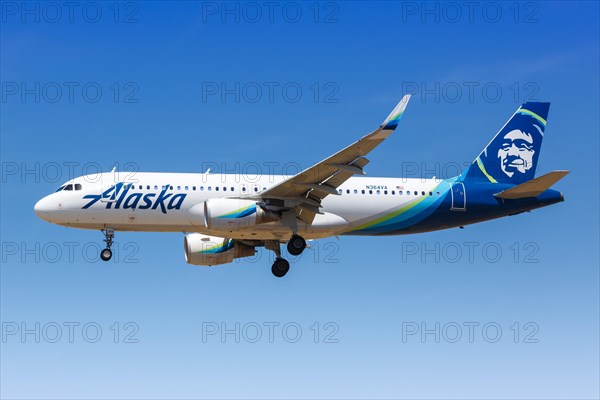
xmin=1 ymin=1 xmax=599 ymax=399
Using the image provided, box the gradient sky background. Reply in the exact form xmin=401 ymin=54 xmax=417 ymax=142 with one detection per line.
xmin=1 ymin=1 xmax=599 ymax=399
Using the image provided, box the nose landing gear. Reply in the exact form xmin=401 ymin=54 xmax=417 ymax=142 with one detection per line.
xmin=100 ymin=228 xmax=115 ymax=261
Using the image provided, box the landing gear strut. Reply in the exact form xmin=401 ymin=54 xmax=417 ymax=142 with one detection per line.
xmin=266 ymin=241 xmax=290 ymax=278
xmin=100 ymin=228 xmax=115 ymax=261
xmin=287 ymin=234 xmax=306 ymax=256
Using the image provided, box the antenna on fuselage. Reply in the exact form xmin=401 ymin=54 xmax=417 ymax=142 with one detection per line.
xmin=204 ymin=168 xmax=211 ymax=175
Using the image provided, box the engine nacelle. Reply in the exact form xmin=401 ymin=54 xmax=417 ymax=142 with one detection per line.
xmin=189 ymin=199 xmax=278 ymax=231
xmin=184 ymin=233 xmax=255 ymax=266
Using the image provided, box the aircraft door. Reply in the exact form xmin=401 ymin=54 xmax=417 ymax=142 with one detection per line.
xmin=451 ymin=182 xmax=466 ymax=211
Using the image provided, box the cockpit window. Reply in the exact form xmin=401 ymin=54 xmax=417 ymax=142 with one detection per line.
xmin=55 ymin=185 xmax=65 ymax=192
xmin=64 ymin=184 xmax=73 ymax=191
xmin=75 ymin=184 xmax=82 ymax=190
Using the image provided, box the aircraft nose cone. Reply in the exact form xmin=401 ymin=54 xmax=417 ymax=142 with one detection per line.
xmin=34 ymin=197 xmax=53 ymax=220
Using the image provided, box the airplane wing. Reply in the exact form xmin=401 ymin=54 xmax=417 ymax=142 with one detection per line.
xmin=250 ymin=95 xmax=411 ymax=223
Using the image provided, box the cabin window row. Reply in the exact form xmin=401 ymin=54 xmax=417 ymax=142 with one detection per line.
xmin=123 ymin=184 xmax=268 ymax=192
xmin=337 ymin=188 xmax=441 ymax=196
xmin=111 ymin=184 xmax=440 ymax=197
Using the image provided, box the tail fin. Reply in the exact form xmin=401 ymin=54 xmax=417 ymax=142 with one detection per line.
xmin=462 ymin=102 xmax=550 ymax=185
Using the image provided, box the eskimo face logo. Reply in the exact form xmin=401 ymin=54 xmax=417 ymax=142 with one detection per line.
xmin=497 ymin=129 xmax=535 ymax=178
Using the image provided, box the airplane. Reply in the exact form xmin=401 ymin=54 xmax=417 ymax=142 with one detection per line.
xmin=34 ymin=95 xmax=568 ymax=277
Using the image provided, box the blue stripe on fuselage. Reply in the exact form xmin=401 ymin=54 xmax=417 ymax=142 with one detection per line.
xmin=343 ymin=180 xmax=564 ymax=236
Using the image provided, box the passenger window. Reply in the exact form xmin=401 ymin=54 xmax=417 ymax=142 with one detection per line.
xmin=231 ymin=187 xmax=234 ymax=191
xmin=138 ymin=185 xmax=142 ymax=190
xmin=216 ymin=187 xmax=219 ymax=191
xmin=391 ymin=190 xmax=394 ymax=195
xmin=170 ymin=186 xmax=173 ymax=190
xmin=185 ymin=186 xmax=189 ymax=190
xmin=369 ymin=190 xmax=373 ymax=195
xmin=146 ymin=185 xmax=150 ymax=190
xmin=376 ymin=190 xmax=380 ymax=195
xmin=177 ymin=186 xmax=181 ymax=190
xmin=154 ymin=185 xmax=158 ymax=190
xmin=354 ymin=189 xmax=358 ymax=194
xmin=414 ymin=191 xmax=418 ymax=195
xmin=254 ymin=187 xmax=258 ymax=192
xmin=346 ymin=189 xmax=350 ymax=194
xmin=422 ymin=191 xmax=425 ymax=196
xmin=338 ymin=189 xmax=342 ymax=194
xmin=384 ymin=190 xmax=388 ymax=195
xmin=361 ymin=190 xmax=365 ymax=194
xmin=399 ymin=191 xmax=403 ymax=195
xmin=429 ymin=191 xmax=432 ymax=196
xmin=242 ymin=187 xmax=247 ymax=192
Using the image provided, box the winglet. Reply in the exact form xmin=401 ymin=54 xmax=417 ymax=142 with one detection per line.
xmin=494 ymin=170 xmax=570 ymax=199
xmin=382 ymin=94 xmax=411 ymax=130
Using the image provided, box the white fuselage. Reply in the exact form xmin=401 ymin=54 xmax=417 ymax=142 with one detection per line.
xmin=34 ymin=172 xmax=446 ymax=240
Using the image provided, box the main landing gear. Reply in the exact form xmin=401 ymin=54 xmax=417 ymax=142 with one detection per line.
xmin=266 ymin=234 xmax=307 ymax=278
xmin=287 ymin=234 xmax=307 ymax=256
xmin=272 ymin=257 xmax=290 ymax=278
xmin=100 ymin=228 xmax=115 ymax=261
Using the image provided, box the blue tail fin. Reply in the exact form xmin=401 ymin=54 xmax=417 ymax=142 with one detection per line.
xmin=462 ymin=102 xmax=550 ymax=185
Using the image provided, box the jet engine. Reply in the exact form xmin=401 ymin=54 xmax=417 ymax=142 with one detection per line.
xmin=184 ymin=233 xmax=255 ymax=266
xmin=189 ymin=199 xmax=278 ymax=231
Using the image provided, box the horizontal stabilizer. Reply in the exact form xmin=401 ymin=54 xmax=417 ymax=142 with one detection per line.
xmin=494 ymin=170 xmax=570 ymax=199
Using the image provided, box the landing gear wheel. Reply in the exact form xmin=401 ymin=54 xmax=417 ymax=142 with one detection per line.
xmin=287 ymin=235 xmax=307 ymax=256
xmin=100 ymin=248 xmax=112 ymax=261
xmin=100 ymin=228 xmax=115 ymax=262
xmin=271 ymin=257 xmax=290 ymax=278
